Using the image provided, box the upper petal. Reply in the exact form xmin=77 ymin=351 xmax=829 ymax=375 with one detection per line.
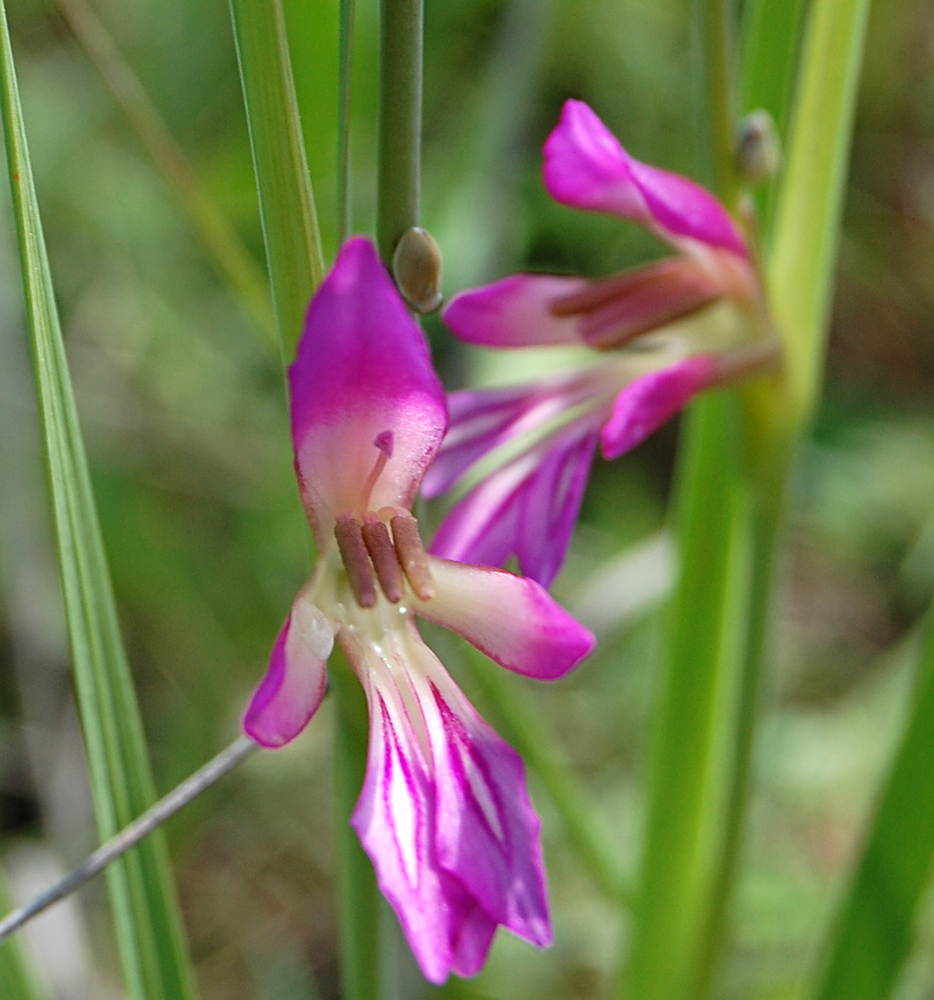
xmin=543 ymin=99 xmax=748 ymax=258
xmin=411 ymin=557 xmax=595 ymax=679
xmin=442 ymin=273 xmax=589 ymax=347
xmin=290 ymin=237 xmax=448 ymax=539
xmin=600 ymin=354 xmax=719 ymax=459
xmin=242 ymin=589 xmax=334 ymax=748
xmin=429 ymin=414 xmax=603 ymax=587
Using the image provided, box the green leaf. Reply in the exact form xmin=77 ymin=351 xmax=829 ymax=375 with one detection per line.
xmin=0 ymin=6 xmax=198 ymax=999
xmin=229 ymin=0 xmax=324 ymax=360
xmin=812 ymin=614 xmax=934 ymax=1000
xmin=768 ymin=0 xmax=871 ymax=432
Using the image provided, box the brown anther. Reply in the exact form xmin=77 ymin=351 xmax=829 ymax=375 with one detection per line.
xmin=362 ymin=515 xmax=405 ymax=604
xmin=335 ymin=515 xmax=377 ymax=608
xmin=550 ymin=259 xmax=722 ymax=351
xmin=390 ymin=511 xmax=435 ymax=601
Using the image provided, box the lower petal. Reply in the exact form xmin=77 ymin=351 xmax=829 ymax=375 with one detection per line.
xmin=424 ymin=673 xmax=553 ymax=950
xmin=242 ymin=591 xmax=334 ymax=748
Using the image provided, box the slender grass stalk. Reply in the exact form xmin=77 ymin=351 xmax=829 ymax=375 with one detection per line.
xmin=0 ymin=5 xmax=198 ymax=998
xmin=376 ymin=0 xmax=422 ymax=261
xmin=228 ymin=0 xmax=324 ymax=359
xmin=0 ymin=739 xmax=257 ymax=945
xmin=55 ymin=0 xmax=276 ymax=343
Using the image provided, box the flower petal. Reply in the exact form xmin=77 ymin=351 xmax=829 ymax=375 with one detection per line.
xmin=412 ymin=557 xmax=595 ymax=679
xmin=242 ymin=590 xmax=334 ymax=748
xmin=443 ymin=273 xmax=589 ymax=347
xmin=430 ymin=414 xmax=603 ymax=587
xmin=347 ymin=630 xmax=505 ymax=984
xmin=428 ymin=448 xmax=534 ymax=571
xmin=516 ymin=427 xmax=599 ymax=586
xmin=423 ymin=372 xmax=595 ymax=499
xmin=424 ymin=672 xmax=551 ymax=949
xmin=290 ymin=237 xmax=448 ymax=539
xmin=601 ymin=354 xmax=718 ymax=459
xmin=543 ymin=99 xmax=747 ymax=257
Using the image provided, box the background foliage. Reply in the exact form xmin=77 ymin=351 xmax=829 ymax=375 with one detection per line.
xmin=1 ymin=0 xmax=933 ymax=997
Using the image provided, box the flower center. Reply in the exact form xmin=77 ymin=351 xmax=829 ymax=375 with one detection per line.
xmin=334 ymin=508 xmax=434 ymax=609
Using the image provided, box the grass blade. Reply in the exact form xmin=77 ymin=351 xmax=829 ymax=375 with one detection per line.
xmin=228 ymin=0 xmax=324 ymax=358
xmin=812 ymin=613 xmax=934 ymax=1000
xmin=0 ymin=5 xmax=198 ymax=999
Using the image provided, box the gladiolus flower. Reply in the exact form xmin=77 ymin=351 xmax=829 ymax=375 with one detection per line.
xmin=243 ymin=237 xmax=594 ymax=984
xmin=426 ymin=99 xmax=779 ymax=586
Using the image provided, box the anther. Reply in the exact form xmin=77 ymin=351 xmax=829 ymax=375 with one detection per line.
xmin=392 ymin=227 xmax=443 ymax=314
xmin=387 ymin=510 xmax=435 ymax=601
xmin=362 ymin=515 xmax=405 ymax=604
xmin=335 ymin=515 xmax=377 ymax=608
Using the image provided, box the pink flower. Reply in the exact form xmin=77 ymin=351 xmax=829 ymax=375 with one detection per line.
xmin=426 ymin=99 xmax=778 ymax=586
xmin=243 ymin=237 xmax=595 ymax=984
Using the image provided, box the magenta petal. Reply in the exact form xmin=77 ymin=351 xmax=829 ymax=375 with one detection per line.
xmin=242 ymin=593 xmax=334 ymax=748
xmin=429 ymin=451 xmax=530 ymax=571
xmin=422 ymin=385 xmax=545 ymax=499
xmin=442 ymin=273 xmax=588 ymax=347
xmin=516 ymin=427 xmax=599 ymax=586
xmin=290 ymin=237 xmax=448 ymax=538
xmin=543 ymin=99 xmax=747 ymax=257
xmin=601 ymin=355 xmax=718 ymax=459
xmin=430 ymin=414 xmax=603 ymax=587
xmin=426 ymin=677 xmax=551 ymax=948
xmin=351 ymin=682 xmax=456 ymax=984
xmin=412 ymin=558 xmax=595 ymax=679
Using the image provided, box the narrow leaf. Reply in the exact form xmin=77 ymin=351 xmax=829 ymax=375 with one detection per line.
xmin=813 ymin=616 xmax=934 ymax=1000
xmin=229 ymin=0 xmax=324 ymax=358
xmin=0 ymin=6 xmax=198 ymax=999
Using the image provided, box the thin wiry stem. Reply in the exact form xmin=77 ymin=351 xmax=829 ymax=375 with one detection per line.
xmin=0 ymin=737 xmax=258 ymax=944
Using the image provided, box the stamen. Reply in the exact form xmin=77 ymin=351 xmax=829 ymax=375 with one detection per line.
xmin=387 ymin=510 xmax=435 ymax=601
xmin=362 ymin=515 xmax=405 ymax=604
xmin=335 ymin=515 xmax=377 ymax=608
xmin=360 ymin=431 xmax=394 ymax=510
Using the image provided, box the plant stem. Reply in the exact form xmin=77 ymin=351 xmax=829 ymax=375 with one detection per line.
xmin=376 ymin=0 xmax=422 ymax=262
xmin=697 ymin=0 xmax=739 ymax=207
xmin=337 ymin=0 xmax=356 ymax=244
xmin=331 ymin=655 xmax=382 ymax=1000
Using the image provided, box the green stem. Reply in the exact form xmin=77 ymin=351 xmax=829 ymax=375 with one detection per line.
xmin=621 ymin=394 xmax=752 ymax=1000
xmin=697 ymin=0 xmax=739 ymax=207
xmin=337 ymin=0 xmax=356 ymax=244
xmin=691 ymin=462 xmax=787 ymax=999
xmin=331 ymin=655 xmax=382 ymax=1000
xmin=376 ymin=0 xmax=422 ymax=262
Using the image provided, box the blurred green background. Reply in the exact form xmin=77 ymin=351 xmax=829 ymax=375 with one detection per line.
xmin=1 ymin=0 xmax=933 ymax=997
